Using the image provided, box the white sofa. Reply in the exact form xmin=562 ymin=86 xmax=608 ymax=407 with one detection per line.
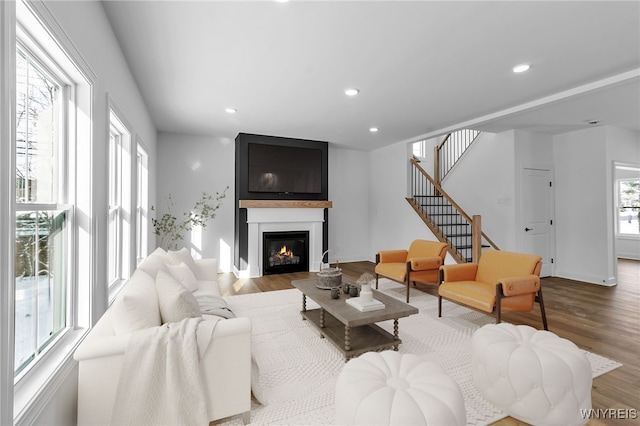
xmin=74 ymin=248 xmax=252 ymax=425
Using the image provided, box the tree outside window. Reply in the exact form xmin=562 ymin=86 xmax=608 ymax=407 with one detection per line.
xmin=618 ymin=179 xmax=640 ymax=235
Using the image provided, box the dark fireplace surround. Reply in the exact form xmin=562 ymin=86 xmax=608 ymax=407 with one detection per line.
xmin=234 ymin=133 xmax=330 ymax=275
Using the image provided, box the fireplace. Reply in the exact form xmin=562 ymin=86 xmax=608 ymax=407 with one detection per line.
xmin=262 ymin=231 xmax=309 ymax=275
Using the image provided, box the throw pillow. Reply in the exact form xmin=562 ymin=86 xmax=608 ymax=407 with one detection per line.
xmin=156 ymin=270 xmax=202 ymax=324
xmin=167 ymin=247 xmax=198 ymax=276
xmin=111 ymin=269 xmax=161 ymax=335
xmin=138 ymin=248 xmax=171 ymax=278
xmin=165 ymin=262 xmax=199 ymax=292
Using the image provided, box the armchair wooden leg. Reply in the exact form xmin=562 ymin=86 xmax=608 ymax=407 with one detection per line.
xmin=405 ymin=276 xmax=410 ymax=303
xmin=438 ymin=295 xmax=442 ymax=317
xmin=537 ymin=287 xmax=549 ymax=331
xmin=405 ymin=262 xmax=411 ymax=303
xmin=495 ymin=285 xmax=504 ymax=324
xmin=375 ymin=273 xmax=379 ymax=289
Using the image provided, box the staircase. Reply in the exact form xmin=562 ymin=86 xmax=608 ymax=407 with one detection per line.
xmin=434 ymin=129 xmax=480 ymax=186
xmin=408 ymin=146 xmax=499 ymax=263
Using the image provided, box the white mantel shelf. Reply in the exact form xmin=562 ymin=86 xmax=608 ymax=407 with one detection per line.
xmin=239 ymin=200 xmax=332 ymax=209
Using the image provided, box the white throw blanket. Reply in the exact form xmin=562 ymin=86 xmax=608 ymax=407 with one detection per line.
xmin=110 ymin=317 xmax=216 ymax=426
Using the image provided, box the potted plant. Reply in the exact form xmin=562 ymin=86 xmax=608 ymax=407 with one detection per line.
xmin=151 ymin=186 xmax=228 ymax=250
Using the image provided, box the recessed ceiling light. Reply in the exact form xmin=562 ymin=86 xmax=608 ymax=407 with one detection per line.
xmin=369 ymin=127 xmax=379 ymax=132
xmin=344 ymin=88 xmax=360 ymax=96
xmin=513 ymin=64 xmax=530 ymax=73
xmin=225 ymin=108 xmax=237 ymax=114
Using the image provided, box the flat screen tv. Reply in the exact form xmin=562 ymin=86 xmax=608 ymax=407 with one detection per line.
xmin=248 ymin=143 xmax=323 ymax=194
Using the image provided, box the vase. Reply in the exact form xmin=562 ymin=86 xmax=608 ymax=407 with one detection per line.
xmin=360 ymin=283 xmax=373 ymax=303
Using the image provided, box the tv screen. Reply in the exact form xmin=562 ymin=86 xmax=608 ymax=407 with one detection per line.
xmin=248 ymin=143 xmax=322 ymax=194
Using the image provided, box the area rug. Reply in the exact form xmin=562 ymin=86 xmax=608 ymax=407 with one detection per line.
xmin=219 ymin=280 xmax=622 ymax=426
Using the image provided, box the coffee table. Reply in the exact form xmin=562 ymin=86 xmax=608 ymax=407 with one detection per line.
xmin=291 ymin=277 xmax=418 ymax=361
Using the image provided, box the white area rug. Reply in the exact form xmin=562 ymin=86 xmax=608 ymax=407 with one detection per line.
xmin=220 ymin=280 xmax=622 ymax=425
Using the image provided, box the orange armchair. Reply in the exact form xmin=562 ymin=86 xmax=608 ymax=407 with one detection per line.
xmin=375 ymin=239 xmax=449 ymax=302
xmin=438 ymin=250 xmax=548 ymax=330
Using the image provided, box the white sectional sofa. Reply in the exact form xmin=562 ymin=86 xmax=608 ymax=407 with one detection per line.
xmin=74 ymin=248 xmax=251 ymax=425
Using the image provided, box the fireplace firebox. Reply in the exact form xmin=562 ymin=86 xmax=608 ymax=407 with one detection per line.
xmin=263 ymin=231 xmax=309 ymax=275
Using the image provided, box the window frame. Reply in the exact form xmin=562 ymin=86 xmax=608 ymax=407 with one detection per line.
xmin=107 ymin=97 xmax=133 ymax=300
xmin=108 ymin=123 xmax=123 ymax=286
xmin=136 ymin=141 xmax=149 ymax=265
xmin=8 ymin=1 xmax=97 ymax=423
xmin=14 ymin=24 xmax=74 ymax=381
xmin=616 ymin=177 xmax=640 ymax=237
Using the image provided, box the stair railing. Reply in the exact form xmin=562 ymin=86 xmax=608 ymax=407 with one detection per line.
xmin=434 ymin=129 xmax=480 ymax=186
xmin=408 ymin=157 xmax=499 ymax=263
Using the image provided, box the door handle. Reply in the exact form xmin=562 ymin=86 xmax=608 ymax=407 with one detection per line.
xmin=525 ymin=227 xmax=533 ymax=232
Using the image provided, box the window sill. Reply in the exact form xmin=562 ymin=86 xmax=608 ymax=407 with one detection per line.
xmin=13 ymin=327 xmax=88 ymax=424
xmin=616 ymin=234 xmax=640 ymax=240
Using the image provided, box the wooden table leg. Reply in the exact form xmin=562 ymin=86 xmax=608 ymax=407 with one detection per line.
xmin=393 ymin=319 xmax=399 ymax=351
xmin=302 ymin=294 xmax=307 ymax=319
xmin=345 ymin=325 xmax=351 ymax=351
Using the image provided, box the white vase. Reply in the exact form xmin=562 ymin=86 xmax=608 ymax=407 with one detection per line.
xmin=360 ymin=283 xmax=373 ymax=302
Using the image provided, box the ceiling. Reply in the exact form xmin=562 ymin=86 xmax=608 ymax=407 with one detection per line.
xmin=101 ymin=1 xmax=640 ymax=151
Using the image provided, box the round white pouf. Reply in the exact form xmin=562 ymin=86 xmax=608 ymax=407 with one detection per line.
xmin=335 ymin=351 xmax=466 ymax=425
xmin=472 ymin=323 xmax=592 ymax=426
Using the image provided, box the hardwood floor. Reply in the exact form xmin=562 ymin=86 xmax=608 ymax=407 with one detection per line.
xmin=217 ymin=259 xmax=640 ymax=425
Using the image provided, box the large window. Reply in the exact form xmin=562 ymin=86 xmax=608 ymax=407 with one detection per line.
xmin=9 ymin=2 xmax=94 ymax=421
xmin=108 ymin=104 xmax=132 ymax=291
xmin=136 ymin=143 xmax=149 ymax=264
xmin=617 ymin=178 xmax=640 ymax=235
xmin=14 ymin=44 xmax=70 ymax=375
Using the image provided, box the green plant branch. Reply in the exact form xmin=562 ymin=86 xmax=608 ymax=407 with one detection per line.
xmin=151 ymin=186 xmax=228 ymax=250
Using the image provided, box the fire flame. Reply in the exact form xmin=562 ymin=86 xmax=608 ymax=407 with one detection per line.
xmin=278 ymin=245 xmax=293 ymax=257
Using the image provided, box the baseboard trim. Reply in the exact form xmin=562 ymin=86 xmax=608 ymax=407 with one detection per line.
xmin=554 ymin=270 xmax=617 ymax=286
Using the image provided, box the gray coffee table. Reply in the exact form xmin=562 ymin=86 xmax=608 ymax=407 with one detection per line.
xmin=291 ymin=278 xmax=418 ymax=361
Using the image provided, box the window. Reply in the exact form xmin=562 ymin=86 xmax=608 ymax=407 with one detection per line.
xmin=14 ymin=43 xmax=70 ymax=375
xmin=107 ymin=103 xmax=132 ymax=292
xmin=136 ymin=143 xmax=149 ymax=264
xmin=9 ymin=1 xmax=95 ymax=420
xmin=617 ymin=178 xmax=640 ymax=235
xmin=412 ymin=139 xmax=427 ymax=158
xmin=108 ymin=122 xmax=123 ymax=285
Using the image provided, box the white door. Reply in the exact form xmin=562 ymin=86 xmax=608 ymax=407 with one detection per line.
xmin=521 ymin=168 xmax=554 ymax=277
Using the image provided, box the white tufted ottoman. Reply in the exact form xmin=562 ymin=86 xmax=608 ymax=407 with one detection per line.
xmin=472 ymin=323 xmax=592 ymax=426
xmin=335 ymin=351 xmax=466 ymax=425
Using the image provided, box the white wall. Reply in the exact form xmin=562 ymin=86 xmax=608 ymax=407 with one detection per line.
xmin=157 ymin=133 xmax=235 ymax=269
xmin=554 ymin=127 xmax=615 ymax=285
xmin=441 ymin=131 xmax=519 ymax=249
xmin=328 ymin=147 xmax=370 ymax=262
